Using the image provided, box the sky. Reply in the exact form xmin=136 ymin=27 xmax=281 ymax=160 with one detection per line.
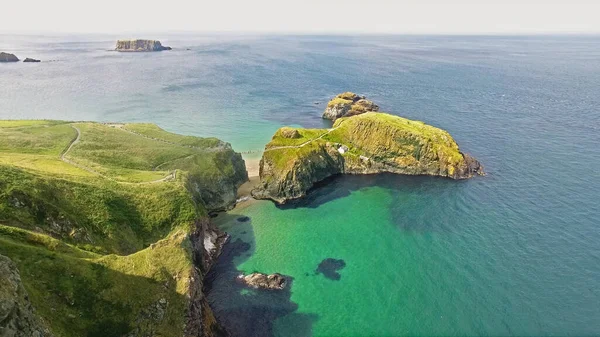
xmin=2 ymin=0 xmax=600 ymax=34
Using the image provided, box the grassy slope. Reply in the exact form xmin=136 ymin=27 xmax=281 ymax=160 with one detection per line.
xmin=263 ymin=112 xmax=466 ymax=174
xmin=0 ymin=120 xmax=235 ymax=336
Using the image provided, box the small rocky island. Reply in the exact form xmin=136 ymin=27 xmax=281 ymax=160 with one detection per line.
xmin=237 ymin=272 xmax=287 ymax=290
xmin=23 ymin=58 xmax=41 ymax=63
xmin=0 ymin=52 xmax=19 ymax=62
xmin=115 ymin=39 xmax=172 ymax=52
xmin=322 ymin=92 xmax=379 ymax=120
xmin=252 ymin=92 xmax=484 ymax=203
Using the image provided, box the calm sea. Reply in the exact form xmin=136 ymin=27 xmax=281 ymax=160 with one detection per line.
xmin=1 ymin=34 xmax=599 ymax=336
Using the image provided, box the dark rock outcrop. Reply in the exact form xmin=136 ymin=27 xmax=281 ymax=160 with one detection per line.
xmin=23 ymin=58 xmax=41 ymax=63
xmin=186 ymin=218 xmax=230 ymax=337
xmin=115 ymin=39 xmax=172 ymax=52
xmin=322 ymin=92 xmax=379 ymax=121
xmin=0 ymin=52 xmax=19 ymax=62
xmin=316 ymin=258 xmax=346 ymax=280
xmin=0 ymin=255 xmax=53 ymax=337
xmin=237 ymin=272 xmax=287 ymax=290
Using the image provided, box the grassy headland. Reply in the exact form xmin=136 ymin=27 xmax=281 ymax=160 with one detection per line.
xmin=0 ymin=120 xmax=246 ymax=336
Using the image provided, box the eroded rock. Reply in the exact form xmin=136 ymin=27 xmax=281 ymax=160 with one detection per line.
xmin=237 ymin=272 xmax=287 ymax=290
xmin=0 ymin=255 xmax=53 ymax=337
xmin=322 ymin=92 xmax=379 ymax=121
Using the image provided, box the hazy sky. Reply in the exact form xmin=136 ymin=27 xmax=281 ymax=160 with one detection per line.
xmin=3 ymin=0 xmax=599 ymax=34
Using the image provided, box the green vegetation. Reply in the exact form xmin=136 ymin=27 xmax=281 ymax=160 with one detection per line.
xmin=255 ymin=112 xmax=482 ymax=203
xmin=0 ymin=120 xmax=247 ymax=336
xmin=327 ymin=97 xmax=353 ymax=108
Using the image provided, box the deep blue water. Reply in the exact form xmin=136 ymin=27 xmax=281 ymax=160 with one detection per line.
xmin=1 ymin=34 xmax=600 ymax=336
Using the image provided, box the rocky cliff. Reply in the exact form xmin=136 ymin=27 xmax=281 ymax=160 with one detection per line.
xmin=253 ymin=112 xmax=483 ymax=203
xmin=0 ymin=52 xmax=19 ymax=62
xmin=0 ymin=255 xmax=53 ymax=337
xmin=116 ymin=40 xmax=172 ymax=52
xmin=322 ymin=92 xmax=379 ymax=120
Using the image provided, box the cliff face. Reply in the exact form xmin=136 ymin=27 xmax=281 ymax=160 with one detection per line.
xmin=0 ymin=255 xmax=53 ymax=337
xmin=116 ymin=39 xmax=172 ymax=52
xmin=0 ymin=52 xmax=19 ymax=62
xmin=185 ymin=218 xmax=229 ymax=337
xmin=253 ymin=112 xmax=483 ymax=203
xmin=322 ymin=92 xmax=379 ymax=121
xmin=184 ymin=143 xmax=249 ymax=212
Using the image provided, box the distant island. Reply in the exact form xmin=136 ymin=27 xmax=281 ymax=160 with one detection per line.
xmin=252 ymin=92 xmax=484 ymax=203
xmin=115 ymin=39 xmax=172 ymax=52
xmin=0 ymin=52 xmax=19 ymax=62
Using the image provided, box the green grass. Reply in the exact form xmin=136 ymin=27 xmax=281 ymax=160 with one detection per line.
xmin=262 ymin=112 xmax=468 ymax=175
xmin=266 ymin=127 xmax=329 ymax=147
xmin=327 ymin=97 xmax=353 ymax=107
xmin=121 ymin=123 xmax=223 ymax=148
xmin=0 ymin=122 xmax=76 ymax=155
xmin=0 ymin=230 xmax=193 ymax=337
xmin=0 ymin=120 xmax=245 ymax=336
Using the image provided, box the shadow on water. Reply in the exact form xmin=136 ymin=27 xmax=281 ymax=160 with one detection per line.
xmin=277 ymin=173 xmax=461 ymax=209
xmin=205 ymin=214 xmax=319 ymax=337
xmin=276 ymin=173 xmax=475 ymax=233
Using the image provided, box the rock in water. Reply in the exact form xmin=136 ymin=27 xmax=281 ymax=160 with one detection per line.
xmin=23 ymin=58 xmax=41 ymax=63
xmin=0 ymin=255 xmax=53 ymax=336
xmin=237 ymin=272 xmax=287 ymax=290
xmin=253 ymin=112 xmax=484 ymax=203
xmin=322 ymin=92 xmax=379 ymax=121
xmin=316 ymin=258 xmax=346 ymax=280
xmin=0 ymin=52 xmax=19 ymax=62
xmin=115 ymin=39 xmax=172 ymax=52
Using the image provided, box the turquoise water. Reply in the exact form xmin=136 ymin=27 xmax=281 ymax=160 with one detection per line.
xmin=2 ymin=34 xmax=600 ymax=336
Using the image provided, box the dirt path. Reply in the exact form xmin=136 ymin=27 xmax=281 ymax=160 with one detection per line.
xmin=60 ymin=124 xmax=176 ymax=184
xmin=264 ymin=126 xmax=341 ymax=152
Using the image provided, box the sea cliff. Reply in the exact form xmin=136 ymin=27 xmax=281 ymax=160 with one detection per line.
xmin=253 ymin=112 xmax=483 ymax=203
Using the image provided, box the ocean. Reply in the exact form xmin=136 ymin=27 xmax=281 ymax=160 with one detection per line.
xmin=1 ymin=34 xmax=599 ymax=336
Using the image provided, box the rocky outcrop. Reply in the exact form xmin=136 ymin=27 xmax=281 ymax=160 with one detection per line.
xmin=0 ymin=255 xmax=53 ymax=337
xmin=237 ymin=272 xmax=287 ymax=290
xmin=115 ymin=40 xmax=172 ymax=52
xmin=253 ymin=112 xmax=484 ymax=203
xmin=0 ymin=52 xmax=19 ymax=62
xmin=23 ymin=58 xmax=41 ymax=63
xmin=186 ymin=218 xmax=229 ymax=337
xmin=322 ymin=92 xmax=379 ymax=121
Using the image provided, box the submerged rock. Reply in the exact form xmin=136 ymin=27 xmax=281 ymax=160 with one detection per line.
xmin=322 ymin=92 xmax=379 ymax=121
xmin=237 ymin=272 xmax=287 ymax=290
xmin=316 ymin=258 xmax=346 ymax=280
xmin=253 ymin=112 xmax=484 ymax=203
xmin=115 ymin=39 xmax=172 ymax=52
xmin=0 ymin=255 xmax=53 ymax=337
xmin=0 ymin=52 xmax=19 ymax=62
xmin=23 ymin=58 xmax=41 ymax=63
